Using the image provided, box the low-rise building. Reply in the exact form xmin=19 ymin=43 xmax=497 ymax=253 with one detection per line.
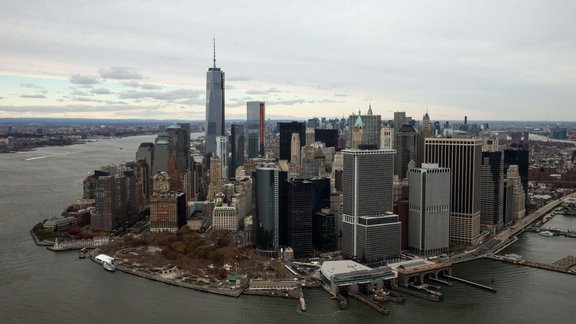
xmin=320 ymin=260 xmax=396 ymax=294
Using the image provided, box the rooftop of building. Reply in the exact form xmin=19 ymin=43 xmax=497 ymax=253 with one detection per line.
xmin=320 ymin=260 xmax=371 ymax=278
xmin=398 ymin=124 xmax=417 ymax=133
xmin=388 ymin=258 xmax=451 ymax=274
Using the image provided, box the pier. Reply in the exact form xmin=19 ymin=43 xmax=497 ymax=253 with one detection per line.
xmin=349 ymin=292 xmax=390 ymax=315
xmin=486 ymin=255 xmax=576 ymax=275
xmin=441 ymin=275 xmax=497 ymax=293
xmin=390 ymin=284 xmax=443 ymax=302
xmin=427 ymin=277 xmax=452 ymax=286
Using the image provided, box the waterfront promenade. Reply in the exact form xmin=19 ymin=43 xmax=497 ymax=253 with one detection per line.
xmin=445 ymin=193 xmax=573 ymax=264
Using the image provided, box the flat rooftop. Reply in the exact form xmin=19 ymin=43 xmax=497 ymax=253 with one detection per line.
xmin=320 ymin=260 xmax=371 ymax=278
xmin=388 ymin=259 xmax=451 ymax=274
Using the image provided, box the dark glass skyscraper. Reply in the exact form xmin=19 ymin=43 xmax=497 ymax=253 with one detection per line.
xmin=286 ymin=179 xmax=313 ymax=258
xmin=314 ymin=129 xmax=339 ymax=149
xmin=279 ymin=122 xmax=305 ymax=161
xmin=480 ymin=151 xmax=504 ymax=230
xmin=504 ymin=145 xmax=529 ymax=208
xmin=253 ymin=168 xmax=287 ymax=253
xmin=205 ymin=50 xmax=225 ymax=158
xmin=230 ymin=124 xmax=245 ymax=179
xmin=395 ymin=124 xmax=419 ymax=178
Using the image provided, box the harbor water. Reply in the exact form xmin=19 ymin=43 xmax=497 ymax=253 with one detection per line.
xmin=1 ymin=136 xmax=575 ymax=323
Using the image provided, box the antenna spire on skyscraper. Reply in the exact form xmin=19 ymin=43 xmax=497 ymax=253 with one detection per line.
xmin=213 ymin=38 xmax=216 ymax=68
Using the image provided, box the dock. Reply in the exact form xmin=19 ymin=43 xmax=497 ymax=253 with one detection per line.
xmin=349 ymin=293 xmax=390 ymax=315
xmin=486 ymin=255 xmax=576 ymax=275
xmin=427 ymin=277 xmax=452 ymax=286
xmin=390 ymin=284 xmax=443 ymax=302
xmin=442 ymin=275 xmax=497 ymax=293
xmin=299 ymin=295 xmax=307 ymax=312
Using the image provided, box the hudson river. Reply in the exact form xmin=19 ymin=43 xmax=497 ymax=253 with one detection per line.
xmin=1 ymin=136 xmax=575 ymax=323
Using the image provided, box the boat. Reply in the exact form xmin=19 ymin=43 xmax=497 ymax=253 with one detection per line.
xmin=95 ymin=254 xmax=116 ymax=272
xmin=538 ymin=230 xmax=554 ymax=237
xmin=103 ymin=262 xmax=116 ymax=272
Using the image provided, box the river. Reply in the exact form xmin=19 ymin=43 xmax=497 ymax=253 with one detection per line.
xmin=0 ymin=136 xmax=575 ymax=323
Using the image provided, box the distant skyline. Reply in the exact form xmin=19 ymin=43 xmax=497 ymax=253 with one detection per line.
xmin=1 ymin=0 xmax=575 ymax=121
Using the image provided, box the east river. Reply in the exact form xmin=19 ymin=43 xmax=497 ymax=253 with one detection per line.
xmin=1 ymin=136 xmax=575 ymax=323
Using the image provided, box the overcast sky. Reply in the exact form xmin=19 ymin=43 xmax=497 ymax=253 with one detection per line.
xmin=1 ymin=0 xmax=575 ymax=121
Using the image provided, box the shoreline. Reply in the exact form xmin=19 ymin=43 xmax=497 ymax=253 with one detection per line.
xmin=87 ymin=248 xmax=318 ymax=301
xmin=29 ymin=229 xmax=54 ymax=247
xmin=89 ymin=248 xmax=245 ymax=297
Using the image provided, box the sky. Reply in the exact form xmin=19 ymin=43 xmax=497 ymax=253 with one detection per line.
xmin=1 ymin=0 xmax=575 ymax=121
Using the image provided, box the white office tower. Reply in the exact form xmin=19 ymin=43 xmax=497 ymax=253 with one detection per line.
xmin=408 ymin=163 xmax=451 ymax=256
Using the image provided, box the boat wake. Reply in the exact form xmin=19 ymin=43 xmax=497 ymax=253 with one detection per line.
xmin=25 ymin=152 xmax=80 ymax=161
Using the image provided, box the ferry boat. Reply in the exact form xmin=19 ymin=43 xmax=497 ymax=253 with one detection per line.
xmin=95 ymin=254 xmax=116 ymax=272
xmin=538 ymin=230 xmax=554 ymax=237
xmin=103 ymin=262 xmax=116 ymax=272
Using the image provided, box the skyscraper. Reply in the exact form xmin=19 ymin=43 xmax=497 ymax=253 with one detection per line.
xmin=504 ymin=145 xmax=529 ymax=209
xmin=395 ymin=124 xmax=419 ymax=179
xmin=424 ymin=138 xmax=482 ymax=245
xmin=216 ymin=136 xmax=228 ymax=179
xmin=314 ymin=129 xmax=339 ymax=149
xmin=380 ymin=125 xmax=393 ymax=149
xmin=286 ymin=179 xmax=313 ymax=258
xmin=348 ymin=108 xmax=381 ymax=148
xmin=247 ymin=101 xmax=265 ymax=158
xmin=417 ymin=112 xmax=433 ymax=167
xmin=152 ymin=132 xmax=170 ymax=174
xmin=165 ymin=123 xmax=191 ymax=172
xmin=393 ymin=111 xmax=406 ymax=135
xmin=341 ymin=148 xmax=399 ymax=261
xmin=290 ymin=133 xmax=301 ymax=170
xmin=230 ymin=124 xmax=245 ymax=179
xmin=480 ymin=151 xmax=504 ymax=231
xmin=253 ymin=167 xmax=288 ymax=253
xmin=408 ymin=163 xmax=450 ymax=256
xmin=150 ymin=172 xmax=186 ymax=233
xmin=504 ymin=165 xmax=526 ymax=224
xmin=279 ymin=122 xmax=305 ymax=161
xmin=205 ymin=43 xmax=225 ymax=158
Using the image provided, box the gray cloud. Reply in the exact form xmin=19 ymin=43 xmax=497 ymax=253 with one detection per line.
xmin=178 ymin=98 xmax=205 ymax=106
xmin=334 ymin=93 xmax=348 ymax=97
xmin=2 ymin=1 xmax=576 ymax=120
xmin=140 ymin=83 xmax=162 ymax=90
xmin=122 ymin=81 xmax=163 ymax=90
xmin=246 ymin=88 xmax=282 ymax=95
xmin=0 ymin=104 xmax=158 ymax=113
xmin=99 ymin=67 xmax=143 ymax=80
xmin=228 ymin=76 xmax=252 ymax=82
xmin=70 ymin=74 xmax=100 ymax=85
xmin=69 ymin=96 xmax=125 ymax=105
xmin=20 ymin=94 xmax=46 ymax=99
xmin=91 ymin=87 xmax=113 ymax=95
xmin=119 ymin=88 xmax=202 ymax=100
xmin=267 ymin=99 xmax=306 ymax=106
xmin=71 ymin=90 xmax=89 ymax=96
xmin=314 ymin=99 xmax=344 ymax=104
xmin=20 ymin=83 xmax=44 ymax=89
xmin=226 ymin=98 xmax=246 ymax=108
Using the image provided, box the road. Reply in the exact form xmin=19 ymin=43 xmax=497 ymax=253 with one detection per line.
xmin=443 ymin=193 xmax=574 ymax=264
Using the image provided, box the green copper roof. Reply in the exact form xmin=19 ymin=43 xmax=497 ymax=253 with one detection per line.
xmin=354 ymin=110 xmax=363 ymax=128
